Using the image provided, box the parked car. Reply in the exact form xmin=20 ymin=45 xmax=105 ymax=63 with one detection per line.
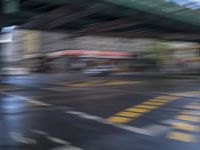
xmin=83 ymin=66 xmax=114 ymax=76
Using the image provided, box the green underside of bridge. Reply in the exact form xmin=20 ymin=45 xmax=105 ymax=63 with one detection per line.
xmin=104 ymin=0 xmax=200 ymax=26
xmin=1 ymin=0 xmax=200 ymax=41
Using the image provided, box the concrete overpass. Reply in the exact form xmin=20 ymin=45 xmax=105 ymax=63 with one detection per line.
xmin=1 ymin=0 xmax=200 ymax=41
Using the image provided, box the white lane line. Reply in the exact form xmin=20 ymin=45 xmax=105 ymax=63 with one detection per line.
xmin=49 ymin=145 xmax=83 ymax=150
xmin=30 ymin=129 xmax=48 ymax=136
xmin=10 ymin=132 xmax=37 ymax=144
xmin=30 ymin=129 xmax=83 ymax=149
xmin=135 ymin=116 xmax=200 ymax=136
xmin=1 ymin=92 xmax=160 ymax=136
xmin=46 ymin=136 xmax=70 ymax=145
xmin=0 ymin=91 xmax=52 ymax=106
xmin=67 ymin=111 xmax=104 ymax=121
xmin=161 ymin=119 xmax=189 ymax=125
xmin=66 ymin=111 xmax=152 ymax=136
xmin=28 ymin=100 xmax=51 ymax=106
xmin=144 ymin=124 xmax=171 ymax=136
xmin=181 ymin=110 xmax=200 ymax=116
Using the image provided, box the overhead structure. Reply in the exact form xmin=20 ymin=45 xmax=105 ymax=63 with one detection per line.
xmin=1 ymin=0 xmax=200 ymax=41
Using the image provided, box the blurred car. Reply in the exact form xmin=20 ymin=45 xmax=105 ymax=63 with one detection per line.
xmin=83 ymin=66 xmax=114 ymax=76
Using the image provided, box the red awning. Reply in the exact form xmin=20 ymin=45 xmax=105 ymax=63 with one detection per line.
xmin=50 ymin=50 xmax=130 ymax=58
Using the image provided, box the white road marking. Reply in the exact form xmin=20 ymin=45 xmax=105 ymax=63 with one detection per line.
xmin=28 ymin=100 xmax=51 ymax=106
xmin=30 ymin=129 xmax=83 ymax=150
xmin=67 ymin=111 xmax=104 ymax=122
xmin=161 ymin=119 xmax=191 ymax=125
xmin=31 ymin=129 xmax=48 ymax=135
xmin=181 ymin=110 xmax=200 ymax=116
xmin=49 ymin=145 xmax=83 ymax=150
xmin=0 ymin=91 xmax=52 ymax=106
xmin=144 ymin=124 xmax=171 ymax=136
xmin=10 ymin=132 xmax=37 ymax=144
xmin=66 ymin=111 xmax=152 ymax=136
xmin=46 ymin=136 xmax=70 ymax=145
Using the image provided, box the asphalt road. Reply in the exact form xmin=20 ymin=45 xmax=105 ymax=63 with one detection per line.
xmin=0 ymin=74 xmax=200 ymax=150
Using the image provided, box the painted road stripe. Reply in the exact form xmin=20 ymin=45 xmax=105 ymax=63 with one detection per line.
xmin=191 ymin=102 xmax=200 ymax=106
xmin=173 ymin=93 xmax=189 ymax=97
xmin=30 ymin=129 xmax=83 ymax=150
xmin=126 ymin=107 xmax=151 ymax=113
xmin=143 ymin=101 xmax=167 ymax=106
xmin=103 ymin=80 xmax=143 ymax=86
xmin=49 ymin=145 xmax=83 ymax=150
xmin=106 ymin=94 xmax=181 ymax=124
xmin=155 ymin=95 xmax=179 ymax=100
xmin=116 ymin=111 xmax=142 ymax=118
xmin=106 ymin=90 xmax=199 ymax=125
xmin=181 ymin=110 xmax=200 ymax=116
xmin=31 ymin=129 xmax=48 ymax=135
xmin=0 ymin=91 xmax=52 ymax=106
xmin=165 ymin=101 xmax=200 ymax=143
xmin=148 ymin=99 xmax=170 ymax=102
xmin=185 ymin=105 xmax=200 ymax=110
xmin=10 ymin=132 xmax=37 ymax=144
xmin=144 ymin=124 xmax=171 ymax=136
xmin=135 ymin=104 xmax=159 ymax=109
xmin=189 ymin=91 xmax=200 ymax=94
xmin=46 ymin=136 xmax=70 ymax=145
xmin=66 ymin=111 xmax=152 ymax=136
xmin=176 ymin=115 xmax=200 ymax=122
xmin=107 ymin=116 xmax=130 ymax=123
xmin=167 ymin=132 xmax=197 ymax=142
xmin=28 ymin=100 xmax=52 ymax=106
xmin=172 ymin=122 xmax=199 ymax=131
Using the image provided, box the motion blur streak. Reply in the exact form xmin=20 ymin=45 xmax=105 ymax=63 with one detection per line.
xmin=0 ymin=0 xmax=200 ymax=150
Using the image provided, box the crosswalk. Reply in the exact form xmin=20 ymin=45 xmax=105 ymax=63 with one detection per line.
xmin=106 ymin=90 xmax=200 ymax=143
xmin=107 ymin=95 xmax=180 ymax=124
xmin=166 ymin=102 xmax=200 ymax=143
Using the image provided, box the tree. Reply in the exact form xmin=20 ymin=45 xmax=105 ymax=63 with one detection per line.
xmin=149 ymin=41 xmax=170 ymax=65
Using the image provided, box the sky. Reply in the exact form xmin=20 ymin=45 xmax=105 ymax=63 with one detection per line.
xmin=166 ymin=0 xmax=200 ymax=9
xmin=171 ymin=0 xmax=200 ymax=4
xmin=189 ymin=0 xmax=200 ymax=2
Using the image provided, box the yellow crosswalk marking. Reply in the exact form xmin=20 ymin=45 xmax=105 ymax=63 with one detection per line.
xmin=106 ymin=90 xmax=199 ymax=125
xmin=155 ymin=95 xmax=179 ymax=100
xmin=176 ymin=115 xmax=200 ymax=122
xmin=107 ymin=116 xmax=130 ymax=123
xmin=189 ymin=91 xmax=200 ymax=94
xmin=143 ymin=101 xmax=166 ymax=106
xmin=172 ymin=122 xmax=199 ymax=131
xmin=135 ymin=104 xmax=159 ymax=109
xmin=191 ymin=102 xmax=200 ymax=106
xmin=175 ymin=93 xmax=194 ymax=97
xmin=126 ymin=108 xmax=151 ymax=113
xmin=148 ymin=99 xmax=170 ymax=102
xmin=185 ymin=105 xmax=200 ymax=110
xmin=116 ymin=111 xmax=142 ymax=118
xmin=181 ymin=111 xmax=200 ymax=116
xmin=167 ymin=132 xmax=197 ymax=142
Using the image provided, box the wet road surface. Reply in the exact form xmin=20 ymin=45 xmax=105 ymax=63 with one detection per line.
xmin=0 ymin=74 xmax=200 ymax=150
